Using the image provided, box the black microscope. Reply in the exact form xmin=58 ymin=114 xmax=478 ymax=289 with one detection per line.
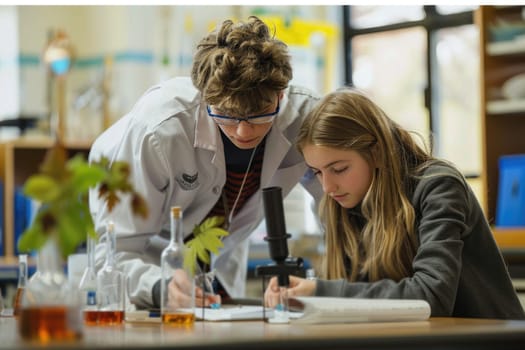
xmin=255 ymin=186 xmax=305 ymax=321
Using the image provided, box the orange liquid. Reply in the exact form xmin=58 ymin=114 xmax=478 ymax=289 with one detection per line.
xmin=13 ymin=287 xmax=24 ymax=317
xmin=96 ymin=310 xmax=125 ymax=325
xmin=162 ymin=312 xmax=195 ymax=325
xmin=18 ymin=306 xmax=83 ymax=342
xmin=83 ymin=310 xmax=99 ymax=326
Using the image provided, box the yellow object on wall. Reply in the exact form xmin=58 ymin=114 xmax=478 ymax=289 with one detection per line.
xmin=260 ymin=16 xmax=339 ymax=94
xmin=207 ymin=15 xmax=339 ymax=94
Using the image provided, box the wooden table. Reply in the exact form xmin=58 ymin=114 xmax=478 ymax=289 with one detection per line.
xmin=1 ymin=316 xmax=525 ymax=349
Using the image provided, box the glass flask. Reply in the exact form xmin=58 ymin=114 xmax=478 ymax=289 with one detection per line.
xmin=96 ymin=221 xmax=125 ymax=325
xmin=78 ymin=234 xmax=98 ymax=325
xmin=161 ymin=206 xmax=195 ymax=325
xmin=270 ymin=286 xmax=290 ymax=323
xmin=13 ymin=254 xmax=28 ymax=317
xmin=18 ymin=238 xmax=83 ymax=341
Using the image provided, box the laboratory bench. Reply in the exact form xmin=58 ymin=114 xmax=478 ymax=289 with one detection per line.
xmin=1 ymin=316 xmax=525 ymax=350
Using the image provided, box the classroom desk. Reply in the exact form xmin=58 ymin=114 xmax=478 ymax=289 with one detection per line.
xmin=1 ymin=316 xmax=525 ymax=350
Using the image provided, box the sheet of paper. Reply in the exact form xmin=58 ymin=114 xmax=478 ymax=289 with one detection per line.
xmin=194 ymin=305 xmax=273 ymax=321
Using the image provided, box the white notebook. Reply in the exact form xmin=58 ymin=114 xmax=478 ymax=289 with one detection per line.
xmin=288 ymin=296 xmax=431 ymax=324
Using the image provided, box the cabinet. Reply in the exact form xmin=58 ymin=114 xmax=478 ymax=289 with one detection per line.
xmin=0 ymin=136 xmax=91 ymax=259
xmin=477 ymin=6 xmax=525 ymax=247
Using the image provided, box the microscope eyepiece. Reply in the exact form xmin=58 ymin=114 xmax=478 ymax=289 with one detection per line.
xmin=262 ymin=187 xmax=291 ymax=264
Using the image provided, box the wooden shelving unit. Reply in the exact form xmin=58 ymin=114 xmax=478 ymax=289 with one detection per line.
xmin=477 ymin=6 xmax=525 ymax=248
xmin=493 ymin=228 xmax=525 ymax=248
xmin=487 ymin=99 xmax=525 ymax=114
xmin=487 ymin=39 xmax=525 ymax=56
xmin=0 ymin=136 xmax=91 ymax=258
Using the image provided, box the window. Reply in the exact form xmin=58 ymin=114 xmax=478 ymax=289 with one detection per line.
xmin=344 ymin=5 xmax=479 ymax=177
xmin=434 ymin=24 xmax=480 ymax=176
xmin=350 ymin=5 xmax=424 ymax=28
xmin=352 ymin=28 xmax=428 ymax=142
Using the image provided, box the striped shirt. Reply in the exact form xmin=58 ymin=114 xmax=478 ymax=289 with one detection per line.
xmin=207 ymin=131 xmax=266 ymax=222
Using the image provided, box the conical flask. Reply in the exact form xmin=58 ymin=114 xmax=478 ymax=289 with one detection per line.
xmin=13 ymin=254 xmax=28 ymax=316
xmin=18 ymin=238 xmax=83 ymax=341
xmin=160 ymin=206 xmax=195 ymax=325
xmin=78 ymin=233 xmax=98 ymax=325
xmin=96 ymin=221 xmax=125 ymax=325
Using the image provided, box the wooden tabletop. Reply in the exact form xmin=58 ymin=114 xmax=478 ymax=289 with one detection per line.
xmin=1 ymin=316 xmax=525 ymax=350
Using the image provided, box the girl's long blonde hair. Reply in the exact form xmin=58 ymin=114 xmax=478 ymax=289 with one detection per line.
xmin=297 ymin=88 xmax=434 ymax=282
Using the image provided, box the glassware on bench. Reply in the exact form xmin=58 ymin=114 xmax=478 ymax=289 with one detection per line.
xmin=79 ymin=233 xmax=98 ymax=325
xmin=96 ymin=221 xmax=125 ymax=325
xmin=195 ymin=269 xmax=220 ymax=309
xmin=18 ymin=239 xmax=83 ymax=341
xmin=13 ymin=254 xmax=28 ymax=317
xmin=161 ymin=206 xmax=195 ymax=326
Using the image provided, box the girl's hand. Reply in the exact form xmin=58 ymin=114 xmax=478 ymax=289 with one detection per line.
xmin=264 ymin=275 xmax=316 ymax=308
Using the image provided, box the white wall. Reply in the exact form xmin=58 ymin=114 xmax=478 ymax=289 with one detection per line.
xmin=0 ymin=6 xmax=19 ymax=121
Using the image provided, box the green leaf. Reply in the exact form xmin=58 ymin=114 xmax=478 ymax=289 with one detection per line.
xmin=57 ymin=208 xmax=86 ymax=258
xmin=17 ymin=221 xmax=48 ymax=253
xmin=184 ymin=216 xmax=229 ymax=273
xmin=69 ymin=160 xmax=107 ymax=193
xmin=205 ymin=227 xmax=229 ymax=237
xmin=183 ymin=248 xmax=198 ymax=275
xmin=92 ymin=156 xmax=110 ymax=169
xmin=23 ymin=175 xmax=61 ymax=202
xmin=18 ymin=145 xmax=149 ymax=258
xmin=77 ymin=200 xmax=97 ymax=239
xmin=196 ymin=247 xmax=210 ymax=264
xmin=39 ymin=142 xmax=68 ymax=180
xmin=195 ymin=231 xmax=224 ymax=254
xmin=193 ymin=216 xmax=225 ymax=234
xmin=189 ymin=236 xmax=209 ymax=263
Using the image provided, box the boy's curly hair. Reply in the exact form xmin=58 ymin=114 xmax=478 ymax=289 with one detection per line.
xmin=191 ymin=16 xmax=292 ymax=116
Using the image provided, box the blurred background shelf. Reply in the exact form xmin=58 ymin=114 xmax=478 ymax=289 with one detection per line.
xmin=487 ymin=40 xmax=525 ymax=56
xmin=478 ymin=6 xmax=525 ymax=236
xmin=0 ymin=136 xmax=92 ymax=258
xmin=493 ymin=228 xmax=525 ymax=248
xmin=487 ymin=99 xmax=525 ymax=114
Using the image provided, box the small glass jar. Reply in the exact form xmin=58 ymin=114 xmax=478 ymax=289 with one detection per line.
xmin=18 ymin=238 xmax=83 ymax=342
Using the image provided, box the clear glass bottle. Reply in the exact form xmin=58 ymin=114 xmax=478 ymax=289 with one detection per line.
xmin=13 ymin=254 xmax=28 ymax=317
xmin=96 ymin=221 xmax=125 ymax=325
xmin=78 ymin=234 xmax=98 ymax=325
xmin=18 ymin=238 xmax=83 ymax=341
xmin=161 ymin=206 xmax=195 ymax=325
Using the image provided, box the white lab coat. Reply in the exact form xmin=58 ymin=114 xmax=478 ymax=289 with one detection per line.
xmin=89 ymin=77 xmax=323 ymax=308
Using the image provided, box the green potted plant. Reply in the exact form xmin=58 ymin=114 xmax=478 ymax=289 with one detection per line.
xmin=16 ymin=140 xmax=229 ymax=339
xmin=16 ymin=141 xmax=147 ymax=341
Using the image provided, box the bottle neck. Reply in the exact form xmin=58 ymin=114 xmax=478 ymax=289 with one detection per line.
xmin=86 ymin=234 xmax=96 ymax=269
xmin=17 ymin=255 xmax=28 ymax=288
xmin=170 ymin=211 xmax=183 ymax=245
xmin=105 ymin=223 xmax=116 ymax=267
